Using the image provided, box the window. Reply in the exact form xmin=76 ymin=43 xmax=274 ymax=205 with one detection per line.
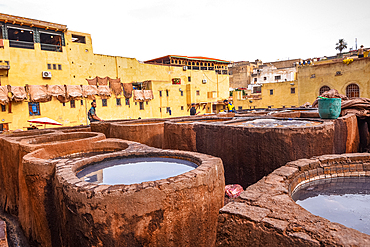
xmin=275 ymin=75 xmax=281 ymax=80
xmin=80 ymin=100 xmax=84 ymax=105
xmin=146 ymin=101 xmax=148 ymax=105
xmin=291 ymin=88 xmax=296 ymax=94
xmin=1 ymin=105 xmax=6 ymax=112
xmin=70 ymin=100 xmax=75 ymax=108
xmin=116 ymin=98 xmax=121 ymax=106
xmin=8 ymin=27 xmax=34 ymax=49
xmin=346 ymin=84 xmax=360 ymax=98
xmin=196 ymin=90 xmax=200 ymax=96
xmin=102 ymin=99 xmax=108 ymax=107
xmin=238 ymin=106 xmax=242 ymax=110
xmin=53 ymin=64 xmax=57 ymax=70
xmin=159 ymin=91 xmax=162 ymax=97
xmin=28 ymin=102 xmax=40 ymax=116
xmin=254 ymin=78 xmax=257 ymax=82
xmin=139 ymin=102 xmax=144 ymax=110
xmin=71 ymin=34 xmax=86 ymax=43
xmin=125 ymin=98 xmax=130 ymax=106
xmin=180 ymin=91 xmax=183 ymax=96
xmin=166 ymin=90 xmax=169 ymax=97
xmin=264 ymin=77 xmax=267 ymax=81
xmin=58 ymin=64 xmax=62 ymax=70
xmin=253 ymin=86 xmax=261 ymax=94
xmin=270 ymin=89 xmax=274 ymax=95
xmin=188 ymin=76 xmax=191 ymax=82
xmin=47 ymin=64 xmax=52 ymax=70
xmin=336 ymin=71 xmax=342 ymax=76
xmin=319 ymin=86 xmax=330 ymax=95
xmin=166 ymin=107 xmax=171 ymax=115
xmin=310 ymin=74 xmax=316 ymax=79
xmin=181 ymin=106 xmax=184 ymax=110
xmin=40 ymin=32 xmax=62 ymax=52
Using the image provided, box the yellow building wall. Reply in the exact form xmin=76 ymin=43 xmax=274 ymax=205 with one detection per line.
xmin=297 ymin=58 xmax=370 ymax=105
xmin=0 ymin=29 xmax=229 ymax=130
xmin=232 ymin=80 xmax=299 ymax=110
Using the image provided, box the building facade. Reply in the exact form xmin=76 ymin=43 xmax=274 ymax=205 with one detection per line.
xmin=0 ymin=13 xmax=230 ymax=131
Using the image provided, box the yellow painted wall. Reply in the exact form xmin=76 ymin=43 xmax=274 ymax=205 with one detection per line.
xmin=297 ymin=58 xmax=370 ymax=105
xmin=0 ymin=28 xmax=229 ymax=130
xmin=232 ymin=80 xmax=299 ymax=110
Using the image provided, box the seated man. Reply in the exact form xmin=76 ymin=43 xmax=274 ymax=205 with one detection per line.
xmin=88 ymin=102 xmax=103 ymax=122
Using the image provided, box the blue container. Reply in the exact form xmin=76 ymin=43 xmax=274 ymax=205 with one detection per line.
xmin=318 ymin=98 xmax=341 ymax=119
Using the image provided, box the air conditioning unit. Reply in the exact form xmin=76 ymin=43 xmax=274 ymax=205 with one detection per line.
xmin=42 ymin=71 xmax=52 ymax=78
xmin=202 ymin=79 xmax=207 ymax=84
xmin=183 ymin=66 xmax=187 ymax=71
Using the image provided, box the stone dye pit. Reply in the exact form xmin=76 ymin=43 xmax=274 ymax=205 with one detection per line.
xmin=292 ymin=177 xmax=370 ymax=235
xmin=0 ymin=127 xmax=224 ymax=246
xmin=163 ymin=114 xmax=359 ymax=187
xmin=76 ymin=156 xmax=198 ymax=185
xmin=216 ymin=153 xmax=370 ymax=246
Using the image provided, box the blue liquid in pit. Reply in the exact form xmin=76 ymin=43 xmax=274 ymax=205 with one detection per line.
xmin=292 ymin=177 xmax=370 ymax=235
xmin=76 ymin=157 xmax=197 ymax=185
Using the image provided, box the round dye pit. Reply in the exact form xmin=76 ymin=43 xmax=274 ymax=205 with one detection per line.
xmin=292 ymin=177 xmax=370 ymax=235
xmin=227 ymin=118 xmax=321 ymax=127
xmin=76 ymin=157 xmax=197 ymax=185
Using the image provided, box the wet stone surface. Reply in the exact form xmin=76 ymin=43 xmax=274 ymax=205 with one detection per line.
xmin=227 ymin=118 xmax=321 ymax=127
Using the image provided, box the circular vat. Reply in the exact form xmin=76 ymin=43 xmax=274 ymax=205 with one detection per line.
xmin=55 ymin=149 xmax=225 ymax=246
xmin=217 ymin=153 xmax=370 ymax=246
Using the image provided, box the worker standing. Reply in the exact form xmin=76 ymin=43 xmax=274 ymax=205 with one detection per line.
xmin=223 ymin=99 xmax=235 ymax=112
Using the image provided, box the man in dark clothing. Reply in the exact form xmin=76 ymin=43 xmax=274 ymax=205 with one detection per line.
xmin=190 ymin=103 xmax=197 ymax=115
xmin=88 ymin=102 xmax=103 ymax=122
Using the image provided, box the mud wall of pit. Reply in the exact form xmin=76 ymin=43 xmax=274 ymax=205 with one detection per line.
xmin=163 ymin=117 xmax=234 ymax=151
xmin=216 ymin=153 xmax=370 ymax=246
xmin=0 ymin=130 xmax=106 ymax=246
xmin=23 ymin=146 xmax=224 ymax=246
xmin=108 ymin=120 xmax=166 ymax=148
xmin=164 ymin=115 xmax=359 ymax=188
xmin=0 ymin=129 xmax=57 ymax=216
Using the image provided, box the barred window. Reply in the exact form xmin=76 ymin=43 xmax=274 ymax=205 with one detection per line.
xmin=319 ymin=86 xmax=330 ymax=95
xmin=346 ymin=84 xmax=359 ymax=98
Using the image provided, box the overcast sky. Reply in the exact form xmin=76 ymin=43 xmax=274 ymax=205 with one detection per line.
xmin=2 ymin=0 xmax=370 ymax=62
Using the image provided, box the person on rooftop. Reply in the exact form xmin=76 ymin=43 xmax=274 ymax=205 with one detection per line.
xmin=358 ymin=45 xmax=365 ymax=58
xmin=224 ymin=99 xmax=235 ymax=113
xmin=88 ymin=102 xmax=103 ymax=123
xmin=190 ymin=103 xmax=197 ymax=115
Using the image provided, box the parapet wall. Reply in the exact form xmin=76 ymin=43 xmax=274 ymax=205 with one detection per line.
xmin=217 ymin=153 xmax=370 ymax=246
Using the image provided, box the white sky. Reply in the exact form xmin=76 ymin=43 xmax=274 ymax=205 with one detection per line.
xmin=2 ymin=0 xmax=370 ymax=62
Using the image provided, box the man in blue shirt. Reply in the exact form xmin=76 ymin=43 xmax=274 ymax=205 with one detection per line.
xmin=88 ymin=102 xmax=103 ymax=122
